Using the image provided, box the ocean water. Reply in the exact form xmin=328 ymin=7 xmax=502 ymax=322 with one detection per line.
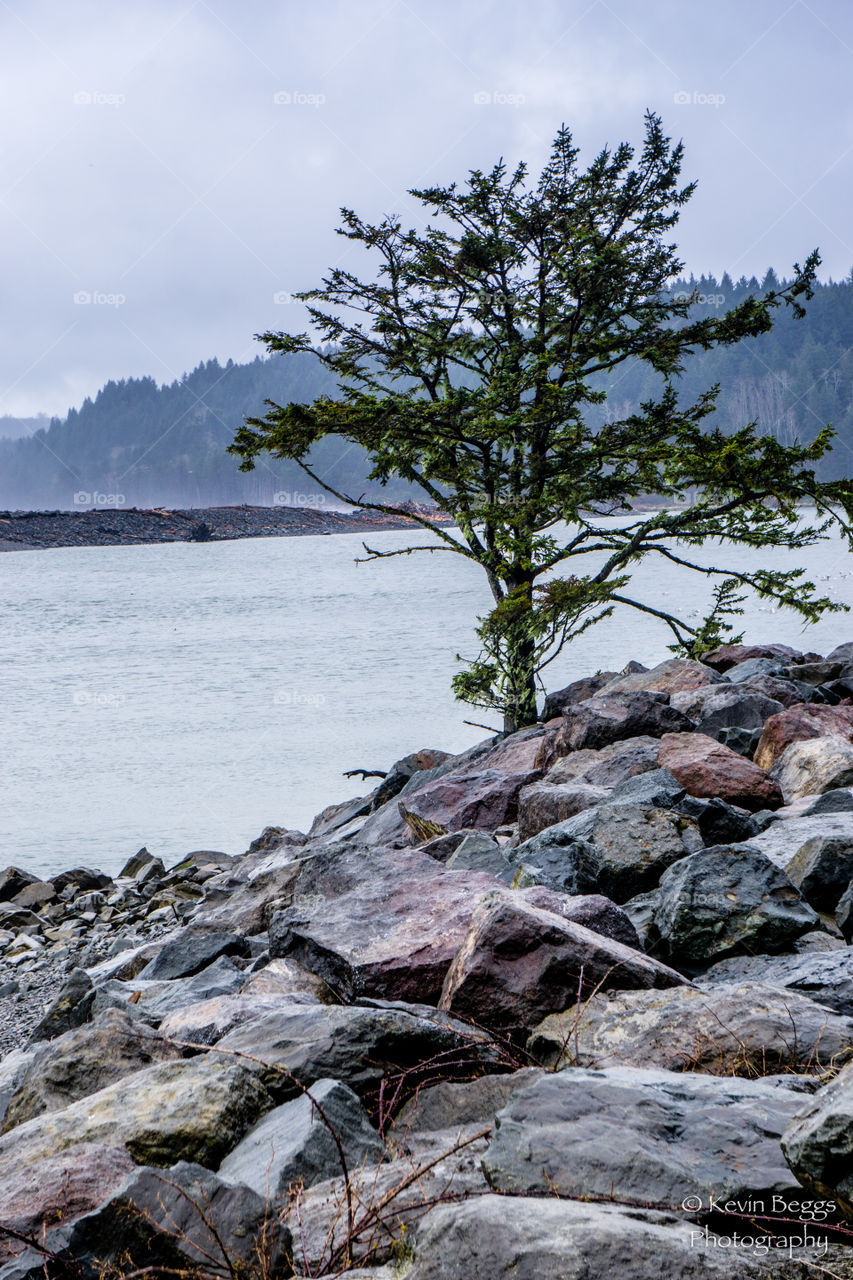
xmin=3 ymin=520 xmax=853 ymax=878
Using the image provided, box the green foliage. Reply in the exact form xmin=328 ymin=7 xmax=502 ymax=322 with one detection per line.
xmin=231 ymin=112 xmax=853 ymax=730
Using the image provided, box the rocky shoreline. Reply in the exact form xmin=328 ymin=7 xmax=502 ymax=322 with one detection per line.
xmin=0 ymin=502 xmax=450 ymax=551
xmin=3 ymin=641 xmax=853 ymax=1277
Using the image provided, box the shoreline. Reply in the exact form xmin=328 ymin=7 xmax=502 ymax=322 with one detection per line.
xmin=0 ymin=502 xmax=452 ymax=552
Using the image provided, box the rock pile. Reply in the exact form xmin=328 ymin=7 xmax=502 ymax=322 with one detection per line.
xmin=2 ymin=642 xmax=853 ymax=1277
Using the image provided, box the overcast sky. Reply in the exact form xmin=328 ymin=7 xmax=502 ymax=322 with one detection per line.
xmin=1 ymin=0 xmax=852 ymax=417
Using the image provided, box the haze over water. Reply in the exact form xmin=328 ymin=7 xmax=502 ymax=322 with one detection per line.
xmin=4 ymin=520 xmax=853 ymax=878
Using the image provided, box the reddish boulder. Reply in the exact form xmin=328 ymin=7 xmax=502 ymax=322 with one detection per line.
xmin=439 ymin=892 xmax=687 ymax=1033
xmin=0 ymin=1142 xmax=137 ymax=1260
xmin=701 ymin=643 xmax=820 ymax=672
xmin=269 ymin=845 xmax=502 ymax=1004
xmin=754 ymin=702 xmax=853 ymax=771
xmin=657 ymin=732 xmax=783 ymax=811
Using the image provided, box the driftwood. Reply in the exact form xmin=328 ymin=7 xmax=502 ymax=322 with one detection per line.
xmin=343 ymin=768 xmax=388 ymax=780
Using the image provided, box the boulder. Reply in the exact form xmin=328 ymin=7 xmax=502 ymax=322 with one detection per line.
xmin=770 ymin=735 xmax=853 ymax=803
xmin=219 ymin=1078 xmax=382 ymax=1196
xmin=2 ymin=1009 xmax=183 ymax=1132
xmin=158 ymin=994 xmax=297 ymax=1046
xmin=516 ymin=886 xmax=640 ymax=949
xmin=508 ymin=802 xmax=703 ymax=903
xmin=654 ymin=844 xmax=818 ymax=966
xmin=603 ymin=658 xmax=724 ymax=695
xmin=540 ymin=672 xmax=616 ymax=720
xmin=528 ymin=982 xmax=853 ymax=1075
xmin=269 ymin=845 xmax=500 ymax=1004
xmin=482 ymin=1068 xmax=804 ymax=1210
xmin=669 ymin=685 xmax=784 ymax=735
xmin=657 ymin=732 xmax=783 ymax=811
xmin=438 ymin=891 xmax=686 ymax=1034
xmin=745 ymin=809 xmax=853 ymax=873
xmin=138 ymin=928 xmax=251 ymax=981
xmin=356 ymin=728 xmax=548 ymax=845
xmin=395 ymin=1068 xmax=544 ymax=1133
xmin=783 ymin=832 xmax=853 ymax=911
xmin=0 ymin=1056 xmax=273 ymax=1173
xmin=828 ymin=642 xmax=853 ymax=664
xmin=738 ymin=673 xmax=822 ymax=709
xmin=546 ymin=691 xmax=693 ymax=760
xmin=445 ymin=833 xmax=510 ymax=876
xmin=839 ymin=882 xmax=853 ymax=941
xmin=544 ymin=735 xmax=661 ymax=786
xmin=215 ymin=1001 xmax=498 ymax=1104
xmin=516 ymin=781 xmax=610 ymax=840
xmin=51 ymin=867 xmax=112 ymax=895
xmin=701 ymin=643 xmax=812 ymax=671
xmin=117 ymin=955 xmax=249 ymax=1023
xmin=407 ymin=1195 xmax=811 ymax=1280
xmin=0 ymin=1143 xmax=137 ymax=1261
xmin=0 ymin=868 xmax=38 ymax=902
xmin=240 ymin=956 xmax=336 ymax=1002
xmin=703 ymin=949 xmax=853 ymax=1018
xmin=10 ymin=881 xmax=55 ymax=910
xmin=754 ymin=702 xmax=853 ymax=771
xmin=29 ymin=1160 xmax=290 ymax=1279
xmin=782 ymin=1058 xmax=853 ymax=1213
xmin=28 ymin=968 xmax=93 ymax=1042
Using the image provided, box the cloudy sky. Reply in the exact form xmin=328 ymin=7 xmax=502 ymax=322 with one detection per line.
xmin=1 ymin=0 xmax=852 ymax=417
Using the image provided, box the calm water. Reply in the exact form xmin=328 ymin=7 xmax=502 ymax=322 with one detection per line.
xmin=4 ymin=520 xmax=853 ymax=878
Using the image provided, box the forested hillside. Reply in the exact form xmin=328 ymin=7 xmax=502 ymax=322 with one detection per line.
xmin=3 ymin=271 xmax=853 ymax=510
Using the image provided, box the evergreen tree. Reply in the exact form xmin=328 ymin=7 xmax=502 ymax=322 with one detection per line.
xmin=231 ymin=112 xmax=853 ymax=732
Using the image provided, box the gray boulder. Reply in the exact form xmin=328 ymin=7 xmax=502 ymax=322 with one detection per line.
xmin=654 ymin=844 xmax=818 ymax=966
xmin=516 ymin=886 xmax=640 ymax=949
xmin=670 ymin=684 xmax=783 ymax=735
xmin=703 ymin=948 xmax=853 ymax=1017
xmin=139 ymin=928 xmax=250 ymax=981
xmin=482 ymin=1067 xmax=804 ymax=1210
xmin=783 ymin=832 xmax=853 ymax=911
xmin=216 ymin=1000 xmax=498 ymax=1101
xmin=782 ymin=1058 xmax=853 ymax=1211
xmin=553 ymin=691 xmax=694 ymax=754
xmin=528 ymin=982 xmax=853 ymax=1075
xmin=545 ymin=735 xmax=661 ymax=786
xmin=30 ymin=1160 xmax=289 ymax=1279
xmin=407 ymin=1194 xmax=821 ymax=1280
xmin=28 ymin=968 xmax=93 ymax=1042
xmin=3 ymin=1008 xmax=182 ymax=1132
xmin=839 ymin=881 xmax=853 ymax=941
xmin=508 ymin=802 xmax=703 ymax=903
xmin=0 ymin=1057 xmax=273 ymax=1173
xmin=517 ymin=781 xmax=610 ymax=840
xmin=446 ymin=832 xmax=510 ymax=875
xmin=219 ymin=1077 xmax=382 ymax=1196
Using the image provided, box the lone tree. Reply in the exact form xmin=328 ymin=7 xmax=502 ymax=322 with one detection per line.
xmin=230 ymin=112 xmax=853 ymax=733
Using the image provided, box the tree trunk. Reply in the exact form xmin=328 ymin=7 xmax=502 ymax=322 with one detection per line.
xmin=502 ymin=630 xmax=538 ymax=734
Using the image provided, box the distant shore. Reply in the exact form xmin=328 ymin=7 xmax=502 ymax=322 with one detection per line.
xmin=0 ymin=502 xmax=452 ymax=551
